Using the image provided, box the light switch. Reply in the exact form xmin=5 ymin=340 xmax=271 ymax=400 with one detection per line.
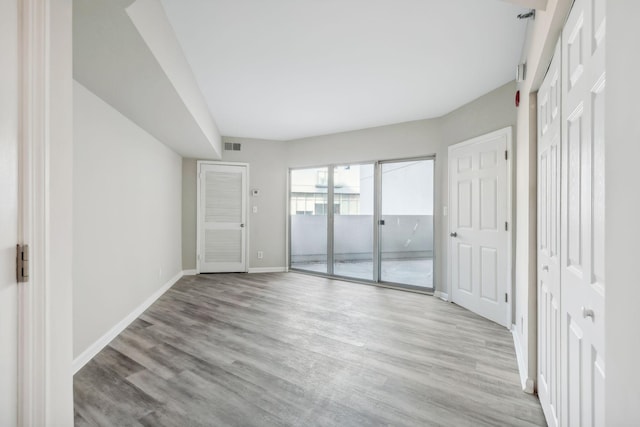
xmin=252 ymin=206 xmax=258 ymax=213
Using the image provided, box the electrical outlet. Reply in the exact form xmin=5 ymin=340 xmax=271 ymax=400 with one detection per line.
xmin=257 ymin=251 xmax=264 ymax=259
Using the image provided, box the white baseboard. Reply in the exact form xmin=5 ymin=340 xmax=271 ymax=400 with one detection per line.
xmin=72 ymin=270 xmax=184 ymax=375
xmin=512 ymin=325 xmax=535 ymax=394
xmin=182 ymin=269 xmax=197 ymax=276
xmin=434 ymin=291 xmax=449 ymax=301
xmin=248 ymin=267 xmax=287 ymax=274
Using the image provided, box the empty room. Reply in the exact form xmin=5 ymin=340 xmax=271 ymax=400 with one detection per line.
xmin=1 ymin=0 xmax=639 ymax=426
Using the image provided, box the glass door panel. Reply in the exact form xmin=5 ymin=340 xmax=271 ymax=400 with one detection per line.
xmin=380 ymin=159 xmax=434 ymax=288
xmin=290 ymin=168 xmax=328 ymax=273
xmin=333 ymin=164 xmax=374 ymax=280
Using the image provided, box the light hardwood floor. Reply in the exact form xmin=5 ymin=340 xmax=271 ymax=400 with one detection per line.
xmin=74 ymin=272 xmax=545 ymax=426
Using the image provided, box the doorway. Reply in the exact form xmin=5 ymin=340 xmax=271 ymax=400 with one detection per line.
xmin=289 ymin=157 xmax=435 ymax=291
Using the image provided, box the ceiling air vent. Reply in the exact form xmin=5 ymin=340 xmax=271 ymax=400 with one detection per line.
xmin=224 ymin=142 xmax=241 ymax=151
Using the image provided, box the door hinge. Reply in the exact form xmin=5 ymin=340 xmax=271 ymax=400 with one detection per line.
xmin=505 ymin=221 xmax=508 ymax=231
xmin=505 ymin=293 xmax=508 ymax=303
xmin=16 ymin=244 xmax=29 ymax=283
xmin=505 ymin=150 xmax=508 ymax=160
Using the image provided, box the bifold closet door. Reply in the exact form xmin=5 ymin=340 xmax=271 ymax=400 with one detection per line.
xmin=537 ymin=40 xmax=562 ymax=427
xmin=561 ymin=0 xmax=606 ymax=425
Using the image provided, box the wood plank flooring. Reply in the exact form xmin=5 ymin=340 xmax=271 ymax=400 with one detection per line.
xmin=74 ymin=272 xmax=545 ymax=427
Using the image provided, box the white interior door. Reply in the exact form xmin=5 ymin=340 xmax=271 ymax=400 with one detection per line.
xmin=449 ymin=128 xmax=511 ymax=328
xmin=198 ymin=163 xmax=248 ymax=273
xmin=561 ymin=0 xmax=606 ymax=425
xmin=538 ymin=39 xmax=562 ymax=427
xmin=0 ymin=0 xmax=19 ymax=423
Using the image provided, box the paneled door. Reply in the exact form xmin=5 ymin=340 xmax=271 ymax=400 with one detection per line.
xmin=198 ymin=163 xmax=248 ymax=273
xmin=538 ymin=40 xmax=562 ymax=427
xmin=561 ymin=0 xmax=606 ymax=425
xmin=449 ymin=128 xmax=512 ymax=328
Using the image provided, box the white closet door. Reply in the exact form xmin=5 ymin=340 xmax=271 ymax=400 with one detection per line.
xmin=538 ymin=39 xmax=562 ymax=427
xmin=561 ymin=0 xmax=606 ymax=425
xmin=199 ymin=163 xmax=247 ymax=273
xmin=449 ymin=128 xmax=511 ymax=328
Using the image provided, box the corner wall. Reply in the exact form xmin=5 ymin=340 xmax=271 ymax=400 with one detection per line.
xmin=73 ymin=81 xmax=183 ymax=359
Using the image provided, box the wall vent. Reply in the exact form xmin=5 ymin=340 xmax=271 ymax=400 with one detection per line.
xmin=224 ymin=142 xmax=241 ymax=151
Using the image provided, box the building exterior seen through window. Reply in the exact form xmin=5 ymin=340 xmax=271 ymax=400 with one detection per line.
xmin=289 ymin=160 xmax=435 ymax=289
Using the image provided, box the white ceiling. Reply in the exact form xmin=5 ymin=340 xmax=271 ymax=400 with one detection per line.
xmin=160 ymin=0 xmax=528 ymax=141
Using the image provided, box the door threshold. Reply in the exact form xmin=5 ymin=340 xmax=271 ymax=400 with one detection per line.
xmin=289 ymin=268 xmax=435 ymax=296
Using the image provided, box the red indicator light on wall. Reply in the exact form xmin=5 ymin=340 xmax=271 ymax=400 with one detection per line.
xmin=515 ymin=90 xmax=520 ymax=107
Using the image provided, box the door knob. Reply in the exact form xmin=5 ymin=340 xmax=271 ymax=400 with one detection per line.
xmin=450 ymin=232 xmax=457 ymax=237
xmin=581 ymin=306 xmax=595 ymax=320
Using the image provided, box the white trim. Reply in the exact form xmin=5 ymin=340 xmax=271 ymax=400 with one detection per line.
xmin=506 ymin=127 xmax=514 ymax=329
xmin=512 ymin=325 xmax=535 ymax=394
xmin=18 ymin=0 xmax=50 ymax=424
xmin=434 ymin=291 xmax=450 ymax=301
xmin=248 ymin=267 xmax=287 ymax=274
xmin=182 ymin=269 xmax=198 ymax=276
xmin=72 ymin=271 xmax=184 ymax=375
xmin=447 ymin=126 xmax=514 ymax=328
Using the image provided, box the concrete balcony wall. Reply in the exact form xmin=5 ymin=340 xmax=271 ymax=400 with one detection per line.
xmin=291 ymin=215 xmax=433 ymax=263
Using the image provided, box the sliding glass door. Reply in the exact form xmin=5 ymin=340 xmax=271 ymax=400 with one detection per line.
xmin=333 ymin=164 xmax=375 ymax=281
xmin=379 ymin=159 xmax=434 ymax=288
xmin=289 ymin=157 xmax=435 ymax=291
xmin=290 ymin=167 xmax=328 ymax=273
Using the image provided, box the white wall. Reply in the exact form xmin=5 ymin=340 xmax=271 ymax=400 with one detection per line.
xmin=605 ymin=2 xmax=640 ymax=424
xmin=73 ymin=81 xmax=183 ymax=358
